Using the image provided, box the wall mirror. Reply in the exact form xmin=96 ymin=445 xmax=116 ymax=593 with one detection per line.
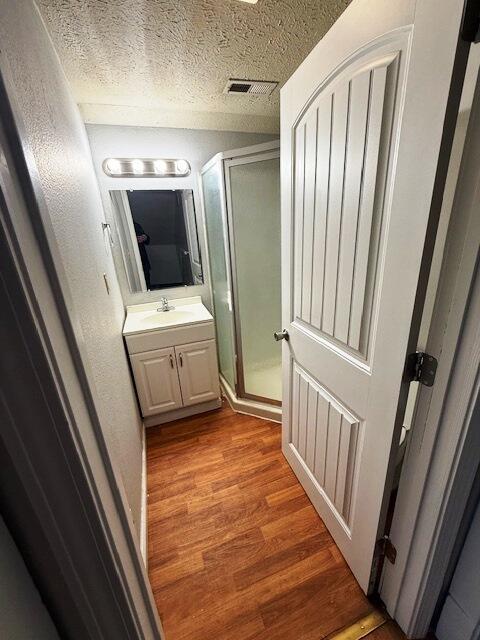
xmin=109 ymin=189 xmax=203 ymax=292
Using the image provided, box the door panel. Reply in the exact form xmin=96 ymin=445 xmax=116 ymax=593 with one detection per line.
xmin=176 ymin=340 xmax=220 ymax=406
xmin=130 ymin=347 xmax=182 ymax=416
xmin=293 ymin=51 xmax=397 ymax=361
xmin=281 ymin=0 xmax=466 ymax=592
xmin=291 ymin=363 xmax=361 ymax=531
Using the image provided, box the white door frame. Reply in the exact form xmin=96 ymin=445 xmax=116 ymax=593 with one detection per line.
xmin=110 ymin=189 xmax=147 ymax=292
xmin=121 ymin=190 xmax=149 ymax=291
xmin=381 ymin=43 xmax=480 ymax=638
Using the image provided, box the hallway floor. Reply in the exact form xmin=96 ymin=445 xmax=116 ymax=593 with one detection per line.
xmin=147 ymin=404 xmax=404 ymax=640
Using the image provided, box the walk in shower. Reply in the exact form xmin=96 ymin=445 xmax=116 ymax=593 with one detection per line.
xmin=201 ymin=141 xmax=281 ymax=421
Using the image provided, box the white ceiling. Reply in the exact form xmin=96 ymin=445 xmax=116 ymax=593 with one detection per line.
xmin=37 ymin=0 xmax=350 ymax=133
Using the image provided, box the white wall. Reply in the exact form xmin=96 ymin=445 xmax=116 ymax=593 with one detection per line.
xmin=0 ymin=1 xmax=144 ymax=534
xmin=437 ymin=498 xmax=480 ymax=640
xmin=86 ymin=124 xmax=276 ymax=308
xmin=0 ymin=516 xmax=59 ymax=640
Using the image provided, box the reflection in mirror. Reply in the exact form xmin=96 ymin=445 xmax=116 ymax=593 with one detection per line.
xmin=109 ymin=189 xmax=203 ymax=292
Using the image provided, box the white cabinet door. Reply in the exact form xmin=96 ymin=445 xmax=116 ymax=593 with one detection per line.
xmin=175 ymin=340 xmax=220 ymax=406
xmin=281 ymin=0 xmax=466 ymax=592
xmin=130 ymin=347 xmax=182 ymax=416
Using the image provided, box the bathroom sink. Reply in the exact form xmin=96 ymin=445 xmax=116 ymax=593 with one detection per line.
xmin=123 ymin=296 xmax=213 ymax=336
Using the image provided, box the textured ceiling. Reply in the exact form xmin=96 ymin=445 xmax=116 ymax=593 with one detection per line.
xmin=37 ymin=0 xmax=350 ymax=132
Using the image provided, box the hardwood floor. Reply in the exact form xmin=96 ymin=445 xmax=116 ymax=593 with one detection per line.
xmin=147 ymin=404 xmax=404 ymax=640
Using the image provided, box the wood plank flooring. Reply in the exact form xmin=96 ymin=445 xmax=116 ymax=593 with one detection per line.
xmin=147 ymin=404 xmax=404 ymax=640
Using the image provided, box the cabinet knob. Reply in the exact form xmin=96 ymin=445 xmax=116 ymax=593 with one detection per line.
xmin=169 ymin=355 xmax=174 ymax=369
xmin=179 ymin=353 xmax=183 ymax=367
xmin=274 ymin=329 xmax=289 ymax=342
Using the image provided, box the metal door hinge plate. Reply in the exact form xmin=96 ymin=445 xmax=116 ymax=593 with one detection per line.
xmin=405 ymin=351 xmax=438 ymax=387
xmin=377 ymin=535 xmax=397 ymax=565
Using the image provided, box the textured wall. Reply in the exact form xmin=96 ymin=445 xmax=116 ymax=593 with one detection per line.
xmin=0 ymin=516 xmax=59 ymax=640
xmin=437 ymin=499 xmax=480 ymax=640
xmin=87 ymin=123 xmax=276 ymax=307
xmin=0 ymin=1 xmax=144 ymax=534
xmin=36 ymin=0 xmax=351 ymax=132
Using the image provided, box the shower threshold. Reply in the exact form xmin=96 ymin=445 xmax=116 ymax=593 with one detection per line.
xmin=220 ymin=373 xmax=282 ymax=423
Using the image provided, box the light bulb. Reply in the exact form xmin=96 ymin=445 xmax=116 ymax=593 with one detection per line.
xmin=132 ymin=159 xmax=144 ymax=175
xmin=175 ymin=159 xmax=189 ymax=175
xmin=154 ymin=159 xmax=168 ymax=175
xmin=105 ymin=158 xmax=121 ymax=175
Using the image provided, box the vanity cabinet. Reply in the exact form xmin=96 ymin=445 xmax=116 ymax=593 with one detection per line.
xmin=130 ymin=347 xmax=182 ymax=416
xmin=123 ymin=297 xmax=222 ymax=426
xmin=130 ymin=340 xmax=219 ymax=417
xmin=175 ymin=340 xmax=219 ymax=407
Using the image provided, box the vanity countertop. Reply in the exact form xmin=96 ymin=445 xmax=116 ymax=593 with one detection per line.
xmin=123 ymin=296 xmax=213 ymax=336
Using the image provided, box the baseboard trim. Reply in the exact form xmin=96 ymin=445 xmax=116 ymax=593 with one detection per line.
xmin=220 ymin=375 xmax=282 ymax=423
xmin=143 ymin=398 xmax=222 ymax=427
xmin=140 ymin=424 xmax=147 ymax=568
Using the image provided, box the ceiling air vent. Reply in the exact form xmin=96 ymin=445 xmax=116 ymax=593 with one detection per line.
xmin=224 ymin=78 xmax=278 ymax=96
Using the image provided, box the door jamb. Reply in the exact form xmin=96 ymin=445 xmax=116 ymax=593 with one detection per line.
xmin=380 ymin=45 xmax=480 ymax=638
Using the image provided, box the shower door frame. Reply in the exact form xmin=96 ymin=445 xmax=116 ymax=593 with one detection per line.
xmin=223 ymin=148 xmax=282 ymax=407
xmin=200 ymin=140 xmax=281 ymax=410
xmin=200 ymin=156 xmax=239 ymax=394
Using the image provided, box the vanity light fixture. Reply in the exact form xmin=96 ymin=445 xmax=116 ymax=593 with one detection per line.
xmin=175 ymin=159 xmax=190 ymax=174
xmin=154 ymin=159 xmax=168 ymax=174
xmin=132 ymin=159 xmax=144 ymax=175
xmin=104 ymin=158 xmax=122 ymax=175
xmin=102 ymin=157 xmax=191 ymax=178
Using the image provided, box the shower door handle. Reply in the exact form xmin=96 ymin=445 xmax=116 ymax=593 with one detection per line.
xmin=274 ymin=329 xmax=289 ymax=342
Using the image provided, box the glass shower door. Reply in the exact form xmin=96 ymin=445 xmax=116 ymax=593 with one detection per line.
xmin=201 ymin=162 xmax=236 ymax=390
xmin=225 ymin=152 xmax=281 ymax=403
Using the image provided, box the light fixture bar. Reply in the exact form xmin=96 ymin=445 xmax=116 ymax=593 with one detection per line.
xmin=102 ymin=158 xmax=191 ymax=178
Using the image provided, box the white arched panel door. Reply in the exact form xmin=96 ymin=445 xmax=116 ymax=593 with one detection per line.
xmin=281 ymin=0 xmax=467 ymax=592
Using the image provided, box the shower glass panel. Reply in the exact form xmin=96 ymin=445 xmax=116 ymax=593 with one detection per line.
xmin=201 ymin=163 xmax=236 ymax=389
xmin=226 ymin=156 xmax=281 ymax=402
xmin=201 ymin=141 xmax=281 ymax=417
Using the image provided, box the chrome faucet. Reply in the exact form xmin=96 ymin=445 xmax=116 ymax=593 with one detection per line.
xmin=158 ymin=297 xmax=171 ymax=312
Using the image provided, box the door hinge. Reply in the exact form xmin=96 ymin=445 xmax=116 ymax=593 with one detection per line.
xmin=405 ymin=351 xmax=438 ymax=387
xmin=461 ymin=0 xmax=480 ymax=42
xmin=377 ymin=535 xmax=397 ymax=565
